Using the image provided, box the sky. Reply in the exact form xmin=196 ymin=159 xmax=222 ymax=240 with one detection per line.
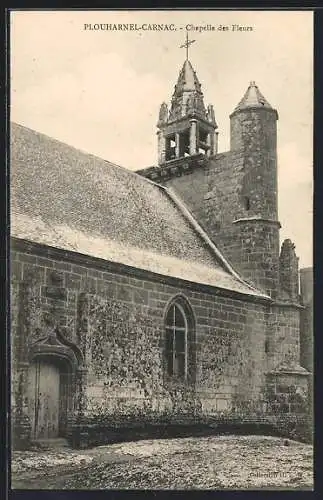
xmin=10 ymin=10 xmax=313 ymax=268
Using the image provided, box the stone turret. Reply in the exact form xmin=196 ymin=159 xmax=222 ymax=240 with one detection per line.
xmin=230 ymin=81 xmax=279 ymax=221
xmin=227 ymin=81 xmax=281 ymax=297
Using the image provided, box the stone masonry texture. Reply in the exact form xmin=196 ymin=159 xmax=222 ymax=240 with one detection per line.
xmin=133 ymin=93 xmax=312 ymax=445
xmin=162 ymin=107 xmax=280 ymax=299
xmin=11 ymin=240 xmax=310 ymax=446
xmin=299 ymin=268 xmax=313 ymax=374
xmin=11 ymin=74 xmax=312 ymax=448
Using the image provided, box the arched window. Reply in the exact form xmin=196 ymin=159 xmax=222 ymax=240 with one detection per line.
xmin=165 ymin=297 xmax=195 ymax=381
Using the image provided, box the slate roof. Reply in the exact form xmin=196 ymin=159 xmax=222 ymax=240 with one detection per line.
xmin=175 ymin=59 xmax=202 ymax=93
xmin=168 ymin=59 xmax=207 ymax=122
xmin=10 ymin=122 xmax=269 ymax=299
xmin=233 ymin=81 xmax=274 ymax=113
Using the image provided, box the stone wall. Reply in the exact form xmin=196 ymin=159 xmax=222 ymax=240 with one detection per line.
xmin=300 ymin=268 xmax=313 ymax=373
xmin=158 ymin=106 xmax=280 ymax=298
xmin=11 ymin=239 xmax=310 ymax=446
xmin=265 ymin=371 xmax=309 ymax=417
xmin=222 ymin=220 xmax=280 ymax=298
xmin=161 ymin=152 xmax=243 ymax=252
xmin=162 ymin=156 xmax=281 ymax=297
xmin=265 ymin=304 xmax=302 ymax=372
xmin=11 ymin=240 xmax=268 ymax=415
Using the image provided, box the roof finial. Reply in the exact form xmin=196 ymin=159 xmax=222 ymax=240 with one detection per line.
xmin=180 ymin=32 xmax=196 ymax=61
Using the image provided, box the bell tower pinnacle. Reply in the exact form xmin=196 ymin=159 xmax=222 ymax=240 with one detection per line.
xmin=157 ymin=36 xmax=218 ymax=166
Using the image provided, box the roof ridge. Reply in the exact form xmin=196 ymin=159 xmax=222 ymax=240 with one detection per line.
xmin=10 ymin=121 xmax=163 ymax=190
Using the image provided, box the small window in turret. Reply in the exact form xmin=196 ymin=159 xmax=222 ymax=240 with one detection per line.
xmin=245 ymin=197 xmax=250 ymax=211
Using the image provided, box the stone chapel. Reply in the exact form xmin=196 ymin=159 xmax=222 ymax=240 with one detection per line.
xmin=10 ymin=54 xmax=313 ymax=448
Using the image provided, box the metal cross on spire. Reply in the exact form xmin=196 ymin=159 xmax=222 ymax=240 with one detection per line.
xmin=180 ymin=32 xmax=196 ymax=60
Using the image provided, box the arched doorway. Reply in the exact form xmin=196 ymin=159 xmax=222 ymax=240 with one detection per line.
xmin=27 ymin=356 xmax=73 ymax=439
xmin=27 ymin=328 xmax=83 ymax=440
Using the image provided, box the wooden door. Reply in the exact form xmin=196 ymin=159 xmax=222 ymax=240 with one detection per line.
xmin=28 ymin=360 xmax=60 ymax=439
xmin=59 ymin=371 xmax=72 ymax=436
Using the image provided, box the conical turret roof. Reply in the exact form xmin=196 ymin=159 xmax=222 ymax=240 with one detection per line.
xmin=174 ymin=59 xmax=202 ymax=93
xmin=233 ymin=81 xmax=273 ymax=113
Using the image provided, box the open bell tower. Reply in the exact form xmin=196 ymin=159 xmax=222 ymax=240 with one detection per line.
xmin=157 ymin=35 xmax=218 ymax=165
